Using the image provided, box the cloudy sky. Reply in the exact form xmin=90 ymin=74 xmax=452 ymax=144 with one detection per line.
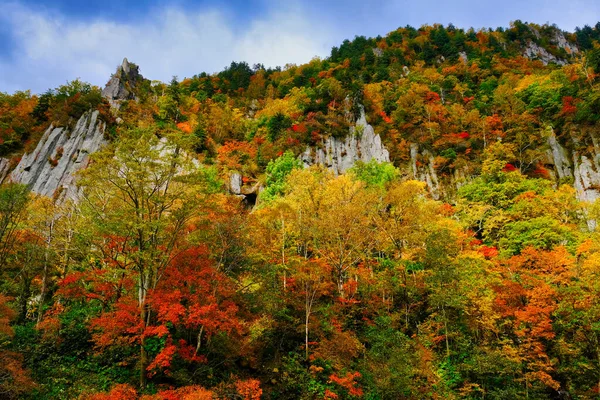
xmin=1 ymin=0 xmax=599 ymax=94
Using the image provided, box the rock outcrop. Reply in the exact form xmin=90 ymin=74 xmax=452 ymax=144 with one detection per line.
xmin=227 ymin=171 xmax=262 ymax=207
xmin=410 ymin=144 xmax=441 ymax=199
xmin=573 ymin=153 xmax=600 ymax=202
xmin=408 ymin=144 xmax=471 ymax=200
xmin=553 ymin=30 xmax=579 ymax=56
xmin=547 ymin=132 xmax=573 ymax=180
xmin=523 ymin=42 xmax=568 ymax=65
xmin=229 ymin=172 xmax=243 ymax=195
xmin=546 ymin=131 xmax=600 ymax=203
xmin=0 ymin=158 xmax=12 ymax=184
xmin=9 ymin=110 xmax=107 ymax=202
xmin=102 ymin=58 xmax=145 ymax=106
xmin=300 ymin=107 xmax=390 ymax=174
xmin=523 ymin=27 xmax=578 ymax=65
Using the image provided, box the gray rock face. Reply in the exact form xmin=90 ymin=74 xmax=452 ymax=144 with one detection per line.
xmin=0 ymin=158 xmax=12 ymax=184
xmin=229 ymin=172 xmax=242 ymax=194
xmin=522 ymin=28 xmax=578 ymax=65
xmin=547 ymin=132 xmax=572 ymax=180
xmin=102 ymin=58 xmax=144 ymax=105
xmin=410 ymin=144 xmax=441 ymax=199
xmin=523 ymin=41 xmax=566 ymax=65
xmin=226 ymin=171 xmax=261 ymax=207
xmin=546 ymin=131 xmax=600 ymax=203
xmin=554 ymin=31 xmax=579 ymax=55
xmin=408 ymin=143 xmax=475 ymax=201
xmin=405 ymin=130 xmax=600 ymax=203
xmin=10 ymin=110 xmax=107 ymax=202
xmin=573 ymin=153 xmax=600 ymax=202
xmin=300 ymin=107 xmax=390 ymax=174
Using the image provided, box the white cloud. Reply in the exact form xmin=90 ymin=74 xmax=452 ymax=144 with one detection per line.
xmin=5 ymin=0 xmax=598 ymax=94
xmin=0 ymin=2 xmax=335 ymax=93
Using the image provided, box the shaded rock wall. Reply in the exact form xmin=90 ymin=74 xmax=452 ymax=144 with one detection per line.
xmin=546 ymin=131 xmax=600 ymax=203
xmin=102 ymin=58 xmax=145 ymax=107
xmin=410 ymin=144 xmax=440 ymax=199
xmin=10 ymin=110 xmax=107 ymax=202
xmin=300 ymin=107 xmax=390 ymax=174
xmin=0 ymin=158 xmax=12 ymax=184
xmin=523 ymin=27 xmax=578 ymax=65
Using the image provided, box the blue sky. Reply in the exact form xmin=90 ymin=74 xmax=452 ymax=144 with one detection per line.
xmin=1 ymin=0 xmax=599 ymax=94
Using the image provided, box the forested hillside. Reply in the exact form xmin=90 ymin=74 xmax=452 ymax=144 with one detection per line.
xmin=1 ymin=21 xmax=600 ymax=399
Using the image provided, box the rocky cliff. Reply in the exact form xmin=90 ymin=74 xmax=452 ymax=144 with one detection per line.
xmin=228 ymin=106 xmax=390 ymax=203
xmin=11 ymin=106 xmax=600 ymax=208
xmin=300 ymin=107 xmax=390 ymax=174
xmin=6 ymin=59 xmax=148 ymax=202
xmin=102 ymin=58 xmax=145 ymax=106
xmin=0 ymin=158 xmax=12 ymax=184
xmin=546 ymin=130 xmax=600 ymax=202
xmin=296 ymin=105 xmax=469 ymax=201
xmin=405 ymin=129 xmax=600 ymax=204
xmin=9 ymin=110 xmax=106 ymax=202
xmin=7 ymin=49 xmax=600 ymax=209
xmin=522 ymin=26 xmax=578 ymax=65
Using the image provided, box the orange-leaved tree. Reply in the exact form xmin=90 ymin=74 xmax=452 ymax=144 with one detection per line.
xmin=73 ymin=127 xmax=217 ymax=388
xmin=0 ymin=294 xmax=35 ymax=399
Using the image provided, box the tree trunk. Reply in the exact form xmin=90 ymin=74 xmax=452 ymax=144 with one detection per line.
xmin=37 ymin=220 xmax=54 ymax=327
xmin=442 ymin=305 xmax=450 ymax=357
xmin=305 ymin=281 xmax=312 ymax=361
xmin=18 ymin=278 xmax=31 ymax=323
xmin=597 ymin=344 xmax=600 ymax=396
xmin=195 ymin=326 xmax=204 ymax=356
xmin=140 ymin=303 xmax=148 ymax=390
xmin=36 ymin=262 xmax=49 ymax=327
xmin=139 ymin=270 xmax=149 ymax=390
xmin=337 ymin=270 xmax=345 ymax=298
xmin=282 ymin=218 xmax=286 ymax=290
xmin=305 ymin=313 xmax=309 ymax=360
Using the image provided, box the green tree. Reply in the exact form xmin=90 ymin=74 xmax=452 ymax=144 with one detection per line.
xmin=0 ymin=184 xmax=30 ymax=269
xmin=78 ymin=128 xmax=210 ymax=389
xmin=348 ymin=160 xmax=398 ymax=188
xmin=259 ymin=151 xmax=302 ymax=204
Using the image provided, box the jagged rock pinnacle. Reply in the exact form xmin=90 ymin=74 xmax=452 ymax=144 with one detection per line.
xmin=101 ymin=58 xmax=144 ymax=103
xmin=121 ymin=57 xmax=130 ymax=73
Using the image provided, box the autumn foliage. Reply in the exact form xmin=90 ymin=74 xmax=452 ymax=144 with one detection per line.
xmin=2 ymin=19 xmax=600 ymax=400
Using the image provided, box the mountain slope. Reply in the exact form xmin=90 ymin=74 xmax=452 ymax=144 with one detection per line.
xmin=2 ymin=21 xmax=600 ymax=400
